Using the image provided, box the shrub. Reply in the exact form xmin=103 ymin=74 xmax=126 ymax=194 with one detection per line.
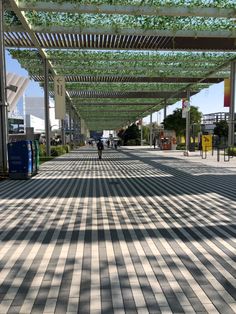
xmin=63 ymin=145 xmax=70 ymax=153
xmin=51 ymin=146 xmax=67 ymax=156
xmin=79 ymin=141 xmax=85 ymax=146
xmin=176 ymin=143 xmax=186 ymax=150
xmin=39 ymin=144 xmax=46 ymax=157
xmin=126 ymin=139 xmax=141 ymax=146
xmin=227 ymin=147 xmax=236 ymax=156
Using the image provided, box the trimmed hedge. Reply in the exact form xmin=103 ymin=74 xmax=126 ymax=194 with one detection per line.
xmin=227 ymin=147 xmax=236 ymax=156
xmin=39 ymin=144 xmax=70 ymax=157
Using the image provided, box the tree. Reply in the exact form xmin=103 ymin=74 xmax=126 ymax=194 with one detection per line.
xmin=122 ymin=123 xmax=140 ymax=145
xmin=163 ymin=108 xmax=185 ymax=137
xmin=213 ymin=120 xmax=228 ymax=141
xmin=163 ymin=106 xmax=202 ymax=139
xmin=142 ymin=124 xmax=150 ymax=143
xmin=117 ymin=128 xmax=125 ymax=139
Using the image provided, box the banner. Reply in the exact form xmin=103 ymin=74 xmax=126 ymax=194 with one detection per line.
xmin=182 ymin=98 xmax=190 ymax=118
xmin=54 ymin=75 xmax=66 ymax=119
xmin=224 ymin=78 xmax=230 ymax=107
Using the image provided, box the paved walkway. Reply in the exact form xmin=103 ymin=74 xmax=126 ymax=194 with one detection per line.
xmin=0 ymin=147 xmax=236 ymax=314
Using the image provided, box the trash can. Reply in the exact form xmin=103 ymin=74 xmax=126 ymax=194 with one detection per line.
xmin=8 ymin=140 xmax=33 ymax=179
xmin=32 ymin=140 xmax=40 ymax=174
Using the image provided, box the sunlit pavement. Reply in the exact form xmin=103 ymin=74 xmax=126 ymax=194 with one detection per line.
xmin=0 ymin=146 xmax=236 ymax=313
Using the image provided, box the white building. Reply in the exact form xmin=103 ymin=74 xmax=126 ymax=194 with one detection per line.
xmin=6 ymin=73 xmax=29 ymax=114
xmin=23 ymin=96 xmax=60 ymax=133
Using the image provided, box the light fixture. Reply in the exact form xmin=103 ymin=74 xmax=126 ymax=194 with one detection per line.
xmin=6 ymin=85 xmax=18 ymax=93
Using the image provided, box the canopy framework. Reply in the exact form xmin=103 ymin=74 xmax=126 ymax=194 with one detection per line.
xmin=2 ymin=0 xmax=236 ymax=131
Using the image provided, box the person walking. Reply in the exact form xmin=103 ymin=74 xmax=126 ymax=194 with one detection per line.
xmin=97 ymin=139 xmax=104 ymax=160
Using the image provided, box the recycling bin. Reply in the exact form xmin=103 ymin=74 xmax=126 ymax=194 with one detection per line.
xmin=32 ymin=140 xmax=39 ymax=174
xmin=8 ymin=140 xmax=33 ymax=179
xmin=34 ymin=140 xmax=39 ymax=173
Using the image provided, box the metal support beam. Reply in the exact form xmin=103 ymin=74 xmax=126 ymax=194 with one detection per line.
xmin=149 ymin=113 xmax=152 ymax=148
xmin=73 ymin=114 xmax=76 ymax=144
xmin=0 ymin=0 xmax=8 ymax=175
xmin=228 ymin=62 xmax=236 ymax=147
xmin=185 ymin=90 xmax=191 ymax=154
xmin=140 ymin=119 xmax=143 ymax=146
xmin=69 ymin=102 xmax=72 ymax=144
xmin=78 ymin=116 xmax=81 ymax=143
xmin=164 ymin=101 xmax=167 ymax=120
xmin=16 ymin=2 xmax=236 ymax=18
xmin=44 ymin=59 xmax=50 ymax=156
xmin=61 ymin=119 xmax=65 ymax=145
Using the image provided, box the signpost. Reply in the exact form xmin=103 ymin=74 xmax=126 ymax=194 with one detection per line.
xmin=54 ymin=75 xmax=65 ymax=119
xmin=202 ymin=135 xmax=212 ymax=152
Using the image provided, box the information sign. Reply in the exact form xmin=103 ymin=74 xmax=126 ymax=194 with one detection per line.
xmin=54 ymin=76 xmax=65 ymax=119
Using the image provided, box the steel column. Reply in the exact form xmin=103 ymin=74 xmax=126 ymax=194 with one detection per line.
xmin=73 ymin=113 xmax=76 ymax=144
xmin=149 ymin=113 xmax=152 ymax=147
xmin=69 ymin=102 xmax=72 ymax=143
xmin=0 ymin=0 xmax=8 ymax=174
xmin=228 ymin=61 xmax=236 ymax=147
xmin=44 ymin=59 xmax=50 ymax=156
xmin=78 ymin=116 xmax=81 ymax=143
xmin=164 ymin=102 xmax=167 ymax=120
xmin=140 ymin=119 xmax=143 ymax=146
xmin=61 ymin=119 xmax=65 ymax=145
xmin=185 ymin=90 xmax=191 ymax=153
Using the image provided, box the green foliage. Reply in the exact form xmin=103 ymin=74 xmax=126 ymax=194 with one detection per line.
xmin=18 ymin=0 xmax=236 ymax=9
xmin=4 ymin=11 xmax=22 ymax=26
xmin=176 ymin=142 xmax=198 ymax=150
xmin=117 ymin=129 xmax=125 ymax=139
xmin=63 ymin=145 xmax=70 ymax=153
xmin=40 ymin=145 xmax=69 ymax=157
xmin=126 ymin=139 xmax=141 ymax=146
xmin=213 ymin=120 xmax=228 ymax=139
xmin=176 ymin=143 xmax=187 ymax=150
xmin=39 ymin=144 xmax=46 ymax=157
xmin=23 ymin=10 xmax=235 ymax=32
xmin=163 ymin=108 xmax=185 ymax=137
xmin=163 ymin=106 xmax=202 ymax=137
xmin=51 ymin=146 xmax=67 ymax=156
xmin=227 ymin=147 xmax=236 ymax=156
xmin=142 ymin=125 xmax=150 ymax=143
xmin=120 ymin=123 xmax=140 ymax=145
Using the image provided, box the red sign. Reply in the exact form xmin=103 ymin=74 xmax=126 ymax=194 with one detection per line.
xmin=224 ymin=79 xmax=230 ymax=107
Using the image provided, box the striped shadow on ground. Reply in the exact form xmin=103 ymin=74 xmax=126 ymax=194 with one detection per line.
xmin=0 ymin=147 xmax=235 ymax=314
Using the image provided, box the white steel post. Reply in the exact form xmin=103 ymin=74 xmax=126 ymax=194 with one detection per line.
xmin=0 ymin=0 xmax=8 ymax=175
xmin=61 ymin=119 xmax=65 ymax=145
xmin=44 ymin=58 xmax=51 ymax=156
xmin=140 ymin=119 xmax=143 ymax=146
xmin=150 ymin=113 xmax=152 ymax=147
xmin=228 ymin=62 xmax=236 ymax=147
xmin=185 ymin=90 xmax=191 ymax=154
xmin=69 ymin=102 xmax=72 ymax=143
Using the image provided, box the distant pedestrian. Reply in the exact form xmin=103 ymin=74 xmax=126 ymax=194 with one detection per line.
xmin=153 ymin=136 xmax=157 ymax=149
xmin=97 ymin=139 xmax=104 ymax=160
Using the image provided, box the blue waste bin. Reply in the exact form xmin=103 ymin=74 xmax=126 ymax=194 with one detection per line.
xmin=31 ymin=140 xmax=39 ymax=175
xmin=8 ymin=140 xmax=33 ymax=179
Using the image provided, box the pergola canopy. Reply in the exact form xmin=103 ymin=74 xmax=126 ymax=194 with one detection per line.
xmin=3 ymin=0 xmax=236 ymax=131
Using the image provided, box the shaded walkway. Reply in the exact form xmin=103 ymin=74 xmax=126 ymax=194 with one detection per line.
xmin=0 ymin=147 xmax=236 ymax=313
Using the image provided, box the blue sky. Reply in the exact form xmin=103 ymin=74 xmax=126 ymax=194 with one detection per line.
xmin=6 ymin=50 xmax=228 ymax=123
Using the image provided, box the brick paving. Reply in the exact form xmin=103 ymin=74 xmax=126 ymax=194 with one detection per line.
xmin=0 ymin=146 xmax=236 ymax=314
